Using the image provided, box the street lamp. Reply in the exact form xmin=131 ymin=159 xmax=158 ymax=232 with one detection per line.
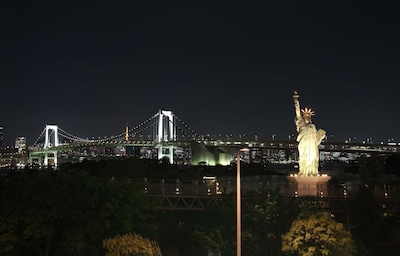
xmin=237 ymin=148 xmax=249 ymax=256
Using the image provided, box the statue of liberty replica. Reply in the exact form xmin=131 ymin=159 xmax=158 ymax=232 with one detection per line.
xmin=288 ymin=91 xmax=330 ymax=197
xmin=293 ymin=90 xmax=326 ymax=176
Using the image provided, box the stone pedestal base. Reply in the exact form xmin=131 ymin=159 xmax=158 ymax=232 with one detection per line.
xmin=287 ymin=174 xmax=331 ymax=197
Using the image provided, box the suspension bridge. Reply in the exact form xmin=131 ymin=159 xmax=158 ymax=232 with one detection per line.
xmin=23 ymin=109 xmax=400 ymax=168
xmin=28 ymin=110 xmax=197 ymax=166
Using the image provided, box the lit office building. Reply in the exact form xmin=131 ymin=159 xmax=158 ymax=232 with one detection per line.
xmin=15 ymin=136 xmax=26 ymax=154
xmin=0 ymin=126 xmax=3 ymax=149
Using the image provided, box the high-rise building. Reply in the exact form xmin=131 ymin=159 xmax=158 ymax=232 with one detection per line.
xmin=15 ymin=136 xmax=26 ymax=154
xmin=0 ymin=126 xmax=3 ymax=149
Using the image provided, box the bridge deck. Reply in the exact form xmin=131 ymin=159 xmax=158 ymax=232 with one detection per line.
xmin=28 ymin=140 xmax=400 ymax=154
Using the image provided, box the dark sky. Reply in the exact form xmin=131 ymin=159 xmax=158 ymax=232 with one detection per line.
xmin=1 ymin=0 xmax=399 ymax=146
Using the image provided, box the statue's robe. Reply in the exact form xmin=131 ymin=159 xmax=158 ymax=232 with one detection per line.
xmin=295 ymin=117 xmax=325 ymax=176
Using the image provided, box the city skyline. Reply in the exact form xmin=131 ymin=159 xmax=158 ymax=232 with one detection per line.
xmin=0 ymin=108 xmax=396 ymax=148
xmin=2 ymin=1 xmax=399 ymax=146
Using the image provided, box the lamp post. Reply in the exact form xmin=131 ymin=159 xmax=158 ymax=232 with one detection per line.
xmin=237 ymin=148 xmax=249 ymax=256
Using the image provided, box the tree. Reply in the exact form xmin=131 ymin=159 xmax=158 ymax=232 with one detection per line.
xmin=188 ymin=189 xmax=300 ymax=256
xmin=167 ymin=204 xmax=235 ymax=255
xmin=281 ymin=214 xmax=356 ymax=256
xmin=0 ymin=170 xmax=157 ymax=256
xmin=192 ymin=226 xmax=227 ymax=256
xmin=350 ymin=186 xmax=399 ymax=255
xmin=241 ymin=189 xmax=300 ymax=256
xmin=0 ymin=170 xmax=99 ymax=256
xmin=103 ymin=233 xmax=162 ymax=256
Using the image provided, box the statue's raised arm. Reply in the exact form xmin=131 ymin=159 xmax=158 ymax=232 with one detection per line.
xmin=293 ymin=90 xmax=301 ymax=119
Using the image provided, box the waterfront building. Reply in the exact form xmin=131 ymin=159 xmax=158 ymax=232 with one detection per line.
xmin=15 ymin=136 xmax=27 ymax=154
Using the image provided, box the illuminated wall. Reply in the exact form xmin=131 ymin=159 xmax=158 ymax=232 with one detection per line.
xmin=191 ymin=141 xmax=232 ymax=166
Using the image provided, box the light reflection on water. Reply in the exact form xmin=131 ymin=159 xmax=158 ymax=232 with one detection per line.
xmin=216 ymin=168 xmax=364 ymax=197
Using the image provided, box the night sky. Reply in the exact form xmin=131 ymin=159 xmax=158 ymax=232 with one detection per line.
xmin=1 ymin=1 xmax=399 ymax=146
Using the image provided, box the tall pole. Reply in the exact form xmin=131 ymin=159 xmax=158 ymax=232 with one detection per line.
xmin=236 ymin=151 xmax=241 ymax=256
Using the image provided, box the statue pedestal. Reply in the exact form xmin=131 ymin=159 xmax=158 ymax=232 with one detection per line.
xmin=287 ymin=174 xmax=331 ymax=197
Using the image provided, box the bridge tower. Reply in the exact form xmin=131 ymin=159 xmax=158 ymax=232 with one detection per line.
xmin=43 ymin=125 xmax=59 ymax=167
xmin=29 ymin=124 xmax=60 ymax=168
xmin=156 ymin=110 xmax=176 ymax=164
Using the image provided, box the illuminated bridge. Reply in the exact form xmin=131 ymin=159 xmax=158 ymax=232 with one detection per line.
xmin=25 ymin=109 xmax=400 ymax=167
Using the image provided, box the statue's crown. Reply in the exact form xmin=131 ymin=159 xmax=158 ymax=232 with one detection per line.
xmin=301 ymin=107 xmax=315 ymax=116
